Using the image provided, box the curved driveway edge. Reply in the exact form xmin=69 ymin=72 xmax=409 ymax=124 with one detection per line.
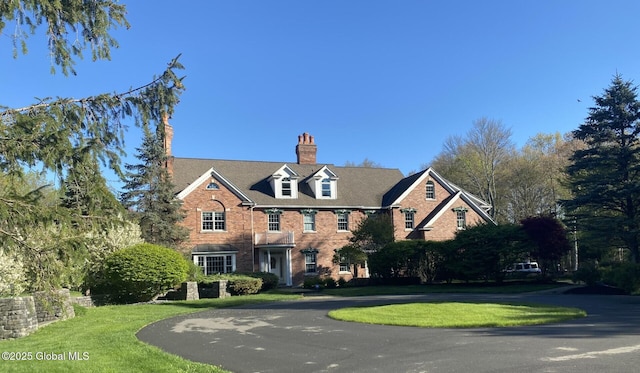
xmin=137 ymin=293 xmax=640 ymax=373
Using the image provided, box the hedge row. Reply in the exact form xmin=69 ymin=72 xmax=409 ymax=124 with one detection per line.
xmin=200 ymin=272 xmax=279 ymax=295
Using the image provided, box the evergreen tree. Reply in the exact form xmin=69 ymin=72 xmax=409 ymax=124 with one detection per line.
xmin=62 ymin=150 xmax=125 ymax=226
xmin=121 ymin=123 xmax=188 ymax=248
xmin=0 ymin=2 xmax=185 ymax=290
xmin=566 ymin=75 xmax=640 ymax=263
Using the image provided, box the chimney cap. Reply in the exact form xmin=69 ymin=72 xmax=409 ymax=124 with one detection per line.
xmin=296 ymin=132 xmax=317 ymax=164
xmin=298 ymin=132 xmax=314 ymax=144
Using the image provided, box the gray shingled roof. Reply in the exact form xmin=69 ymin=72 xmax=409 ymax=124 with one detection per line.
xmin=172 ymin=157 xmax=406 ymax=208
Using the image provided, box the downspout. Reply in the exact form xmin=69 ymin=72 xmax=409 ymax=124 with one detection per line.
xmin=250 ymin=204 xmax=255 ymax=273
xmin=389 ymin=206 xmax=396 ymax=241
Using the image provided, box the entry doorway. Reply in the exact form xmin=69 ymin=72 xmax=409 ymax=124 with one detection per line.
xmin=269 ymin=253 xmax=284 ymax=281
xmin=260 ymin=249 xmax=292 ymax=286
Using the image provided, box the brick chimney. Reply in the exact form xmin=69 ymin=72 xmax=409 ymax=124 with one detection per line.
xmin=296 ymin=132 xmax=317 ymax=164
xmin=162 ymin=113 xmax=174 ymax=176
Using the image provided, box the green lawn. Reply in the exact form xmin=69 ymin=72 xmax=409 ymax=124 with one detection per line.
xmin=0 ymin=283 xmax=577 ymax=372
xmin=328 ymin=301 xmax=587 ymax=328
xmin=0 ymin=294 xmax=300 ymax=373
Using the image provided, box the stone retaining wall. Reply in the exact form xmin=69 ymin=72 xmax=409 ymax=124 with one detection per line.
xmin=0 ymin=296 xmax=38 ymax=340
xmin=33 ymin=289 xmax=75 ymax=324
xmin=198 ymin=280 xmax=230 ymax=299
xmin=0 ymin=289 xmax=75 ymax=340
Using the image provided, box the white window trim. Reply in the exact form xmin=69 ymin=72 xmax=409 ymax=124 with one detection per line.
xmin=301 ymin=248 xmax=318 ymax=275
xmin=270 ymin=165 xmax=299 ymax=199
xmin=193 ymin=253 xmax=236 ymax=275
xmin=405 ymin=212 xmax=414 ymax=230
xmin=426 ymin=181 xmax=435 ymax=200
xmin=307 ymin=166 xmax=338 ymax=199
xmin=453 ymin=207 xmax=468 ymax=230
xmin=268 ymin=212 xmax=281 ymax=232
xmin=201 ymin=211 xmax=226 ymax=232
xmin=336 ymin=211 xmax=350 ymax=232
xmin=338 ymin=256 xmax=350 ymax=274
xmin=401 ymin=208 xmax=416 ymax=230
xmin=302 ymin=211 xmax=316 ymax=233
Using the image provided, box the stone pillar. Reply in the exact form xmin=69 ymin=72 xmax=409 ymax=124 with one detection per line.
xmin=215 ymin=280 xmax=230 ymax=299
xmin=181 ymin=282 xmax=199 ymax=300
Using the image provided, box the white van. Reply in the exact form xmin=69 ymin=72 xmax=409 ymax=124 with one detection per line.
xmin=507 ymin=262 xmax=541 ymax=274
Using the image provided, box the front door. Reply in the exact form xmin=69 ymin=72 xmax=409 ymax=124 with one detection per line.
xmin=269 ymin=253 xmax=285 ymax=284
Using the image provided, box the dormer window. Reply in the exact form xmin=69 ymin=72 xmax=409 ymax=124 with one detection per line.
xmin=270 ymin=165 xmax=299 ymax=199
xmin=282 ymin=178 xmax=292 ymax=196
xmin=308 ymin=166 xmax=338 ymax=199
xmin=321 ymin=178 xmax=331 ymax=197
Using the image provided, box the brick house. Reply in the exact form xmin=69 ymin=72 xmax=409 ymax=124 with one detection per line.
xmin=168 ymin=127 xmax=494 ymax=286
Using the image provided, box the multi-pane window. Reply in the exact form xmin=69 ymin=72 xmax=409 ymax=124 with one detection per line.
xmin=303 ymin=213 xmax=315 ymax=232
xmin=426 ymin=181 xmax=435 ymax=199
xmin=404 ymin=210 xmax=415 ymax=229
xmin=339 ymin=256 xmax=349 ymax=272
xmin=268 ymin=213 xmax=281 ymax=231
xmin=282 ymin=178 xmax=292 ymax=197
xmin=196 ymin=254 xmax=235 ymax=275
xmin=305 ymin=252 xmax=317 ymax=273
xmin=214 ymin=212 xmax=225 ymax=230
xmin=322 ymin=178 xmax=331 ymax=197
xmin=337 ymin=213 xmax=349 ymax=231
xmin=456 ymin=210 xmax=467 ymax=230
xmin=202 ymin=211 xmax=225 ymax=231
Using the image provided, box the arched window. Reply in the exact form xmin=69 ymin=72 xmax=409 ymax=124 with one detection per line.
xmin=202 ymin=201 xmax=226 ymax=231
xmin=425 ymin=181 xmax=435 ymax=199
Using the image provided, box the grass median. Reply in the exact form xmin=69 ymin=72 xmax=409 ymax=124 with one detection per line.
xmin=328 ymin=301 xmax=587 ymax=328
xmin=0 ymin=294 xmax=300 ymax=373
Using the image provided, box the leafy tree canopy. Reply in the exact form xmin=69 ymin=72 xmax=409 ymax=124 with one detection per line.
xmin=521 ymin=215 xmax=571 ymax=272
xmin=349 ymin=213 xmax=394 ymax=253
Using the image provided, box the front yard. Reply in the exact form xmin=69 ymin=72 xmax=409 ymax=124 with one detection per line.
xmin=0 ymin=294 xmax=300 ymax=373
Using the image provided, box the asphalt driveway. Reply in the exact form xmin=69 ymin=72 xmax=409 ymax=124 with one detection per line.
xmin=137 ymin=292 xmax=640 ymax=373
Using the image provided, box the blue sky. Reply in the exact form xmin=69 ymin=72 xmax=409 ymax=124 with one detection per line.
xmin=3 ymin=1 xmax=640 ymax=191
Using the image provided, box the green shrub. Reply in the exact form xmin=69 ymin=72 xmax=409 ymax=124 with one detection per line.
xmin=200 ymin=273 xmax=263 ymax=295
xmin=337 ymin=277 xmax=347 ymax=287
xmin=227 ymin=276 xmax=262 ymax=295
xmin=324 ymin=277 xmax=337 ymax=288
xmin=572 ymin=262 xmax=601 ymax=286
xmin=185 ymin=259 xmax=205 ymax=283
xmin=239 ymin=272 xmax=279 ymax=291
xmin=303 ymin=276 xmax=324 ymax=289
xmin=259 ymin=272 xmax=280 ymax=291
xmin=602 ymin=262 xmax=640 ymax=294
xmin=103 ymin=243 xmax=189 ymax=303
